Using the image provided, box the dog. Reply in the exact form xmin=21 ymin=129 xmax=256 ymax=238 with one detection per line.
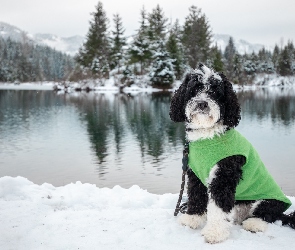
xmin=169 ymin=63 xmax=295 ymax=244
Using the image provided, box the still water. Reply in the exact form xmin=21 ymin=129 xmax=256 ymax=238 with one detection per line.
xmin=0 ymin=88 xmax=295 ymax=195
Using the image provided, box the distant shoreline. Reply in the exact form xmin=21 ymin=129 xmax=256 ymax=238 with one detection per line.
xmin=1 ymin=74 xmax=295 ymax=93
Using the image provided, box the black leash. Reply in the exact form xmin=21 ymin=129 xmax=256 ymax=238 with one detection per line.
xmin=174 ymin=142 xmax=189 ymax=216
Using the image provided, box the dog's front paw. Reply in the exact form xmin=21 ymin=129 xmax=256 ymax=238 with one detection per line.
xmin=201 ymin=222 xmax=230 ymax=244
xmin=178 ymin=213 xmax=206 ymax=229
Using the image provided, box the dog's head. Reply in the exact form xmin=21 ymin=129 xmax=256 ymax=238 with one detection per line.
xmin=170 ymin=63 xmax=241 ymax=132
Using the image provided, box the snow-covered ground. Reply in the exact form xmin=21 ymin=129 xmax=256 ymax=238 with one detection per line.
xmin=0 ymin=82 xmax=55 ymax=91
xmin=0 ymin=176 xmax=294 ymax=250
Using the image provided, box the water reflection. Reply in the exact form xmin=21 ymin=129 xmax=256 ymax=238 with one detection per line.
xmin=67 ymin=92 xmax=185 ymax=166
xmin=237 ymin=87 xmax=295 ymax=127
xmin=0 ymin=87 xmax=294 ymax=194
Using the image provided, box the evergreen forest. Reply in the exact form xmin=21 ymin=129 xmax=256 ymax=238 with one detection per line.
xmin=0 ymin=37 xmax=75 ymax=83
xmin=1 ymin=2 xmax=295 ymax=86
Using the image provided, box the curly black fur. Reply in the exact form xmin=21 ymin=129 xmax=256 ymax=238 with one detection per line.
xmin=169 ymin=73 xmax=191 ymax=122
xmin=253 ymin=200 xmax=286 ymax=223
xmin=280 ymin=212 xmax=295 ymax=229
xmin=209 ymin=155 xmax=245 ymax=213
xmin=186 ymin=169 xmax=208 ymax=215
xmin=219 ymin=73 xmax=241 ymax=128
xmin=169 ymin=69 xmax=241 ymax=128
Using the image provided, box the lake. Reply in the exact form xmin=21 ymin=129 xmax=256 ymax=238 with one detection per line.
xmin=0 ymin=87 xmax=295 ymax=195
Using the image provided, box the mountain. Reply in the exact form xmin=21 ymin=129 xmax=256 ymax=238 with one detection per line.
xmin=33 ymin=33 xmax=84 ymax=56
xmin=212 ymin=34 xmax=269 ymax=54
xmin=0 ymin=21 xmax=34 ymax=43
xmin=1 ymin=21 xmax=271 ymax=56
xmin=0 ymin=21 xmax=84 ymax=56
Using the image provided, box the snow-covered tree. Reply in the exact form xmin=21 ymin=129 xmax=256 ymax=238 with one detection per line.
xmin=0 ymin=37 xmax=74 ymax=82
xmin=147 ymin=4 xmax=168 ymax=41
xmin=182 ymin=5 xmax=212 ymax=68
xmin=76 ymin=1 xmax=110 ymax=78
xmin=272 ymin=45 xmax=280 ymax=72
xmin=209 ymin=44 xmax=223 ymax=72
xmin=224 ymin=37 xmax=237 ymax=78
xmin=278 ymin=42 xmax=293 ymax=76
xmin=149 ymin=41 xmax=175 ymax=86
xmin=128 ymin=7 xmax=152 ymax=75
xmin=257 ymin=48 xmax=275 ymax=74
xmin=166 ymin=19 xmax=186 ymax=79
xmin=110 ymin=13 xmax=126 ymax=72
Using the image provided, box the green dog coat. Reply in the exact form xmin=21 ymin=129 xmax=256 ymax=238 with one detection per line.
xmin=188 ymin=129 xmax=291 ymax=210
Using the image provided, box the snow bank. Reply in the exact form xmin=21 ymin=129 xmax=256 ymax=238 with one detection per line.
xmin=1 ymin=74 xmax=295 ymax=93
xmin=0 ymin=176 xmax=294 ymax=250
xmin=0 ymin=82 xmax=55 ymax=90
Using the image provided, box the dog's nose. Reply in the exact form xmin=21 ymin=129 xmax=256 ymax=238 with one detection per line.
xmin=197 ymin=101 xmax=208 ymax=110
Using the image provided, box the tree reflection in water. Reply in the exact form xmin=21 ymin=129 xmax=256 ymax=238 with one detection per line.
xmin=67 ymin=87 xmax=295 ymax=194
xmin=0 ymin=87 xmax=295 ymax=194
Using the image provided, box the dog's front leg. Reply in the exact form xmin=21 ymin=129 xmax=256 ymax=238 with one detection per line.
xmin=201 ymin=156 xmax=245 ymax=244
xmin=178 ymin=169 xmax=208 ymax=229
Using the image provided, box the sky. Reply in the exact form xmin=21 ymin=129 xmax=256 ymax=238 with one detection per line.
xmin=0 ymin=0 xmax=295 ymax=47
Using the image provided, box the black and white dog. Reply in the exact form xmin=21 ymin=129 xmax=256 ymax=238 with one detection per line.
xmin=170 ymin=63 xmax=295 ymax=244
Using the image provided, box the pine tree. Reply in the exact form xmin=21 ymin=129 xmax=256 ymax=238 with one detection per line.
xmin=210 ymin=45 xmax=223 ymax=72
xmin=286 ymin=41 xmax=295 ymax=74
xmin=128 ymin=6 xmax=152 ymax=74
xmin=257 ymin=48 xmax=274 ymax=74
xmin=182 ymin=5 xmax=212 ymax=69
xmin=272 ymin=45 xmax=280 ymax=72
xmin=166 ymin=19 xmax=185 ymax=79
xmin=243 ymin=54 xmax=257 ymax=75
xmin=278 ymin=43 xmax=292 ymax=76
xmin=224 ymin=37 xmax=236 ymax=62
xmin=138 ymin=6 xmax=148 ymax=36
xmin=147 ymin=4 xmax=168 ymax=41
xmin=224 ymin=37 xmax=236 ymax=78
xmin=110 ymin=13 xmax=126 ymax=72
xmin=0 ymin=37 xmax=74 ymax=82
xmin=149 ymin=40 xmax=175 ymax=86
xmin=76 ymin=1 xmax=110 ymax=78
xmin=232 ymin=53 xmax=244 ymax=83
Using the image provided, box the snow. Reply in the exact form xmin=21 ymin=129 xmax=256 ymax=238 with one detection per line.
xmin=0 ymin=82 xmax=55 ymax=90
xmin=0 ymin=176 xmax=294 ymax=249
xmin=213 ymin=34 xmax=267 ymax=54
xmin=1 ymin=74 xmax=295 ymax=93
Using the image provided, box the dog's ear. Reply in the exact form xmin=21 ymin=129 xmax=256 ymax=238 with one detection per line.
xmin=169 ymin=73 xmax=191 ymax=122
xmin=221 ymin=74 xmax=241 ymax=127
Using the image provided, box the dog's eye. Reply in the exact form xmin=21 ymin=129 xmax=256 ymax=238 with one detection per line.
xmin=208 ymin=84 xmax=224 ymax=97
xmin=208 ymin=85 xmax=218 ymax=93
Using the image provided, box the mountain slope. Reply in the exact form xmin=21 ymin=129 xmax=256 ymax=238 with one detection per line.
xmin=33 ymin=33 xmax=84 ymax=56
xmin=0 ymin=21 xmax=33 ymax=43
xmin=213 ymin=34 xmax=268 ymax=54
xmin=1 ymin=21 xmax=270 ymax=56
xmin=0 ymin=21 xmax=83 ymax=56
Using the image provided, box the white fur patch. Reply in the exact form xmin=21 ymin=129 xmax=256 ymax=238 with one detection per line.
xmin=249 ymin=200 xmax=263 ymax=216
xmin=185 ymin=93 xmax=220 ymax=128
xmin=194 ymin=65 xmax=222 ymax=84
xmin=178 ymin=213 xmax=206 ymax=229
xmin=200 ymin=166 xmax=232 ymax=243
xmin=242 ymin=217 xmax=268 ymax=232
xmin=186 ymin=123 xmax=226 ymax=141
xmin=185 ymin=92 xmax=226 ymax=141
xmin=201 ymin=199 xmax=231 ymax=244
xmin=206 ymin=165 xmax=218 ymax=185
